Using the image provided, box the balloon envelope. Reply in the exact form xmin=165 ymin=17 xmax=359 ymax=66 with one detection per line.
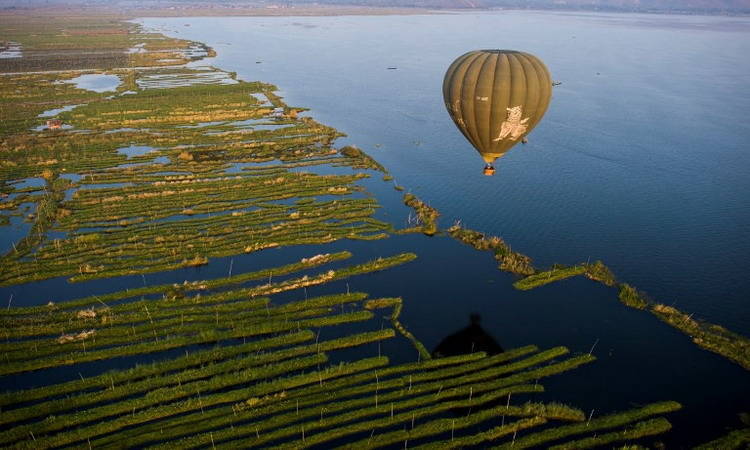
xmin=443 ymin=50 xmax=552 ymax=165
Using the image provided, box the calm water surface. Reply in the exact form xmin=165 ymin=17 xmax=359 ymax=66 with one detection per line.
xmin=136 ymin=12 xmax=750 ymax=446
xmin=3 ymin=12 xmax=743 ymax=446
xmin=140 ymin=12 xmax=750 ymax=334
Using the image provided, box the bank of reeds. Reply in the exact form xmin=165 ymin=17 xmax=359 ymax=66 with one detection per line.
xmin=403 ymin=193 xmax=439 ymax=236
xmin=447 ymin=223 xmax=535 ymax=275
xmin=650 ymin=303 xmax=750 ymax=370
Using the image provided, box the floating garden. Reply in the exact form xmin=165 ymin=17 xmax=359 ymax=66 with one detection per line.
xmin=0 ymin=12 xmax=747 ymax=449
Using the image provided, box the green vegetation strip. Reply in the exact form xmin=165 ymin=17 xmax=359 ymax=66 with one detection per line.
xmin=350 ymin=402 xmax=580 ymax=450
xmin=693 ymin=427 xmax=750 ymax=450
xmin=447 ymin=224 xmax=535 ymax=275
xmin=128 ymin=347 xmax=587 ymax=449
xmin=412 ymin=417 xmax=547 ymax=450
xmin=513 ymin=265 xmax=586 ymax=291
xmin=492 ymin=401 xmax=681 ymax=449
xmin=650 ymin=303 xmax=750 ymax=370
xmin=0 ymin=353 xmax=330 ymax=446
xmin=0 ymin=330 xmax=394 ymax=429
xmin=1 ymin=251 xmax=351 ymax=316
xmin=95 ymin=353 xmax=491 ymax=448
xmin=0 ymin=311 xmax=374 ymax=376
xmin=548 ymin=417 xmax=673 ymax=450
xmin=30 ymin=357 xmax=389 ymax=449
xmin=2 ymin=292 xmax=368 ymax=356
xmin=0 ymin=330 xmax=313 ymax=408
xmin=402 ymin=193 xmax=439 ymax=236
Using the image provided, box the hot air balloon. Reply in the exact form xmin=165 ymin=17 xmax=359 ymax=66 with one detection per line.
xmin=443 ymin=50 xmax=552 ymax=176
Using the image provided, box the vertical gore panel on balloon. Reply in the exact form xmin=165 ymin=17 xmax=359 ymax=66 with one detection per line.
xmin=445 ymin=52 xmax=482 ymax=148
xmin=489 ymin=53 xmax=512 ymax=156
xmin=473 ymin=54 xmax=498 ymax=152
xmin=517 ymin=53 xmax=540 ymax=135
xmin=526 ymin=54 xmax=552 ymax=130
xmin=443 ymin=51 xmax=475 ymax=120
xmin=460 ymin=52 xmax=491 ymax=153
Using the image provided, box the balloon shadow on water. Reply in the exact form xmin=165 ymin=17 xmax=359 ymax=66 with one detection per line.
xmin=433 ymin=313 xmax=504 ymax=358
xmin=432 ymin=314 xmax=507 ymax=422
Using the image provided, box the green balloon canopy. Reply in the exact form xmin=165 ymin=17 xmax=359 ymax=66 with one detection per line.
xmin=443 ymin=50 xmax=552 ymax=175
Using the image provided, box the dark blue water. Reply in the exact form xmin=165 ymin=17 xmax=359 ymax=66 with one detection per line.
xmin=0 ymin=12 xmax=746 ymax=448
xmin=140 ymin=12 xmax=750 ymax=334
xmin=136 ymin=12 xmax=750 ymax=446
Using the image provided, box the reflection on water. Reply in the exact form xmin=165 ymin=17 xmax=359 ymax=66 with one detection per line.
xmin=433 ymin=313 xmax=504 ymax=358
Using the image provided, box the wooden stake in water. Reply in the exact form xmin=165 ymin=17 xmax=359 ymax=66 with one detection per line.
xmin=375 ymin=371 xmax=379 ymax=408
xmin=587 ymin=409 xmax=595 ymax=426
xmin=6 ymin=294 xmax=12 ymax=310
xmin=589 ymin=339 xmax=599 ymax=356
xmin=228 ymin=258 xmax=233 ymax=277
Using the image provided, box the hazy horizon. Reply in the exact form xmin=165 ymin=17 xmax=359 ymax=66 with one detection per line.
xmin=1 ymin=0 xmax=750 ymax=15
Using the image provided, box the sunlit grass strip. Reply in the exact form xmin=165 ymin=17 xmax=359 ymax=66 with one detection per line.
xmin=246 ymin=388 xmax=550 ymax=449
xmin=617 ymin=283 xmax=649 ymax=309
xmin=1 ymin=171 xmax=385 ymax=285
xmin=0 ymin=330 xmax=313 ymax=409
xmin=151 ymin=385 xmax=544 ymax=448
xmin=3 ymin=292 xmax=367 ymax=350
xmin=402 ymin=193 xmax=439 ymax=236
xmin=447 ymin=224 xmax=535 ymax=276
xmin=384 ymin=298 xmax=431 ymax=361
xmin=491 ymin=401 xmax=681 ymax=449
xmin=5 ymin=250 xmax=408 ymax=339
xmin=2 ymin=217 xmax=386 ymax=286
xmin=31 ymin=357 xmax=389 ymax=449
xmin=0 ymin=311 xmax=374 ymax=376
xmin=413 ymin=417 xmax=547 ymax=450
xmin=650 ymin=303 xmax=750 ymax=370
xmin=0 ymin=303 xmax=332 ymax=361
xmin=0 ymin=329 xmax=394 ymax=431
xmin=1 ymin=296 xmax=269 ymax=340
xmin=101 ymin=353 xmax=490 ymax=448
xmin=0 ymin=353 xmax=329 ymax=447
xmin=0 ymin=251 xmax=351 ymax=317
xmin=189 ymin=349 xmax=589 ymax=449
xmin=693 ymin=427 xmax=750 ymax=450
xmin=164 ymin=353 xmax=555 ymax=448
xmin=346 ymin=403 xmax=579 ymax=450
xmin=548 ymin=417 xmax=673 ymax=450
xmin=513 ymin=265 xmax=586 ymax=290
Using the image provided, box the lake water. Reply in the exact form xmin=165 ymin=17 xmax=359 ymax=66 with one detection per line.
xmin=137 ymin=12 xmax=750 ymax=445
xmin=66 ymin=73 xmax=121 ymax=93
xmin=140 ymin=12 xmax=750 ymax=332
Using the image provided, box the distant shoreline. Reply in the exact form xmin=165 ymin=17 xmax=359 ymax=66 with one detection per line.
xmin=0 ymin=4 xmax=748 ymax=19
